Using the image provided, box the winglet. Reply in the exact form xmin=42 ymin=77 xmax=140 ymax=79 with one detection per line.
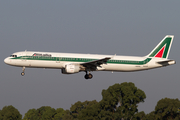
xmin=147 ymin=35 xmax=174 ymax=59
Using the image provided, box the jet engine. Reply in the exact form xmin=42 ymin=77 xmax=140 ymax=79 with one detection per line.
xmin=61 ymin=64 xmax=80 ymax=74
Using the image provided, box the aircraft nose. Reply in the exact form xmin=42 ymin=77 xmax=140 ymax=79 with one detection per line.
xmin=4 ymin=58 xmax=9 ymax=64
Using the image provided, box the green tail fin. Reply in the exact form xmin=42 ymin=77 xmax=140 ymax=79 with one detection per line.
xmin=147 ymin=35 xmax=174 ymax=59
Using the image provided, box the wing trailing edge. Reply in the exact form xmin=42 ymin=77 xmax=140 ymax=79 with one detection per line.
xmin=81 ymin=57 xmax=111 ymax=71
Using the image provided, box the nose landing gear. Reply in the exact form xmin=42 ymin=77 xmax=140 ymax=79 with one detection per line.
xmin=21 ymin=67 xmax=25 ymax=76
xmin=84 ymin=71 xmax=93 ymax=79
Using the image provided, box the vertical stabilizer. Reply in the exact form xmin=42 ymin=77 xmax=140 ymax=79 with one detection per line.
xmin=147 ymin=35 xmax=174 ymax=59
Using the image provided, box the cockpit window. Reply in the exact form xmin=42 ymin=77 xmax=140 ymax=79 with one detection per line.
xmin=10 ymin=55 xmax=17 ymax=57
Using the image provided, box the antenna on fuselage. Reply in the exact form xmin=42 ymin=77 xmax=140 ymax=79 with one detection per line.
xmin=111 ymin=54 xmax=116 ymax=59
xmin=25 ymin=50 xmax=27 ymax=56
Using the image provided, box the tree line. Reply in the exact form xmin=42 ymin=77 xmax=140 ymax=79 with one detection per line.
xmin=0 ymin=82 xmax=180 ymax=120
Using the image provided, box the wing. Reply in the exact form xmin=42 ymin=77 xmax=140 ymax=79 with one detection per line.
xmin=80 ymin=57 xmax=111 ymax=71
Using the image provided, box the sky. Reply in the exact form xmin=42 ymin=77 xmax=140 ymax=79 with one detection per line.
xmin=0 ymin=0 xmax=180 ymax=116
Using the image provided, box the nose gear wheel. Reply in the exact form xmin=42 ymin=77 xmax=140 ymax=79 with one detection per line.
xmin=21 ymin=67 xmax=25 ymax=76
xmin=21 ymin=72 xmax=25 ymax=76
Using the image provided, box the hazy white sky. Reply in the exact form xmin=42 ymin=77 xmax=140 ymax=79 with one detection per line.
xmin=0 ymin=0 xmax=180 ymax=116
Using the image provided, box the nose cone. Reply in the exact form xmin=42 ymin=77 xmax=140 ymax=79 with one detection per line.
xmin=4 ymin=57 xmax=9 ymax=64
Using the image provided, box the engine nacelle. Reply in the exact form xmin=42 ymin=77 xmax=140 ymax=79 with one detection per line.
xmin=61 ymin=64 xmax=80 ymax=74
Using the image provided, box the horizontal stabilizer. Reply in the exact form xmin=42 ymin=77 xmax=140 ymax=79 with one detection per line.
xmin=156 ymin=59 xmax=176 ymax=66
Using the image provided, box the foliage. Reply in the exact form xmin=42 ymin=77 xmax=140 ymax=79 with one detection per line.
xmin=69 ymin=100 xmax=99 ymax=119
xmin=67 ymin=82 xmax=146 ymax=120
xmin=99 ymin=82 xmax=146 ymax=120
xmin=132 ymin=111 xmax=146 ymax=120
xmin=23 ymin=106 xmax=65 ymax=120
xmin=75 ymin=100 xmax=100 ymax=120
xmin=5 ymin=82 xmax=180 ymax=120
xmin=144 ymin=111 xmax=156 ymax=120
xmin=54 ymin=108 xmax=65 ymax=120
xmin=0 ymin=105 xmax=22 ymax=120
xmin=155 ymin=98 xmax=180 ymax=120
xmin=37 ymin=106 xmax=56 ymax=119
xmin=62 ymin=110 xmax=74 ymax=120
xmin=23 ymin=108 xmax=39 ymax=120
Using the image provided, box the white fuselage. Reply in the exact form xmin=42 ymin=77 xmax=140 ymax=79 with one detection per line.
xmin=4 ymin=36 xmax=175 ymax=79
xmin=4 ymin=51 xmax=175 ymax=72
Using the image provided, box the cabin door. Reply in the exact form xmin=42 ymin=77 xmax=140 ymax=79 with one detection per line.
xmin=56 ymin=56 xmax=61 ymax=63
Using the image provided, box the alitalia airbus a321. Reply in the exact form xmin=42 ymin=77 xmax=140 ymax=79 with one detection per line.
xmin=4 ymin=35 xmax=175 ymax=79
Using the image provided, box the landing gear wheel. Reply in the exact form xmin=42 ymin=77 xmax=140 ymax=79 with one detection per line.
xmin=88 ymin=73 xmax=93 ymax=79
xmin=21 ymin=67 xmax=25 ymax=76
xmin=21 ymin=72 xmax=25 ymax=76
xmin=84 ymin=72 xmax=93 ymax=80
xmin=84 ymin=74 xmax=89 ymax=79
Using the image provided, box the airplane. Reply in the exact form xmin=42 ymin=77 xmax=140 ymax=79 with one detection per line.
xmin=4 ymin=35 xmax=176 ymax=79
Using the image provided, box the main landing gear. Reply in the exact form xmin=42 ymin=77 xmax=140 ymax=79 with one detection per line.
xmin=21 ymin=67 xmax=25 ymax=76
xmin=84 ymin=71 xmax=93 ymax=79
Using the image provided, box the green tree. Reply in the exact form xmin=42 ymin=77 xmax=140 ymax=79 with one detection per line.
xmin=99 ymin=82 xmax=146 ymax=120
xmin=22 ymin=82 xmax=146 ymax=120
xmin=70 ymin=100 xmax=98 ymax=119
xmin=77 ymin=100 xmax=100 ymax=120
xmin=36 ymin=106 xmax=56 ymax=120
xmin=0 ymin=105 xmax=22 ymax=120
xmin=54 ymin=108 xmax=65 ymax=120
xmin=132 ymin=111 xmax=146 ymax=120
xmin=155 ymin=98 xmax=180 ymax=120
xmin=62 ymin=110 xmax=74 ymax=120
xmin=23 ymin=106 xmax=57 ymax=120
xmin=23 ymin=106 xmax=65 ymax=120
xmin=68 ymin=82 xmax=146 ymax=120
xmin=23 ymin=109 xmax=39 ymax=120
xmin=144 ymin=111 xmax=155 ymax=120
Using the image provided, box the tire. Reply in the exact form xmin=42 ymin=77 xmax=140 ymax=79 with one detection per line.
xmin=84 ymin=74 xmax=89 ymax=79
xmin=21 ymin=72 xmax=25 ymax=76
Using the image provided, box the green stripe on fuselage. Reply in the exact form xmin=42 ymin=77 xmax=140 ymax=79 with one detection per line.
xmin=11 ymin=56 xmax=152 ymax=65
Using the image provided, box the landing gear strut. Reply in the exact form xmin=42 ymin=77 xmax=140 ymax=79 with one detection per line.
xmin=84 ymin=71 xmax=93 ymax=79
xmin=21 ymin=67 xmax=25 ymax=76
